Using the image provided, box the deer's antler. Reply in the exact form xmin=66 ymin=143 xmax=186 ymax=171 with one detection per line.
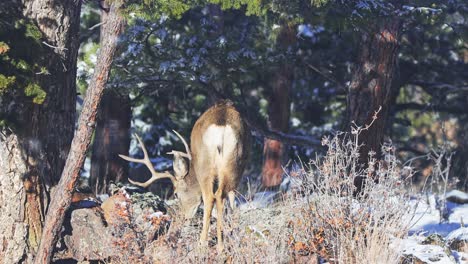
xmin=167 ymin=130 xmax=192 ymax=160
xmin=119 ymin=134 xmax=176 ymax=188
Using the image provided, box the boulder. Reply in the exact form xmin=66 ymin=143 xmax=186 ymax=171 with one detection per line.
xmin=445 ymin=190 xmax=468 ymax=204
xmin=63 ymin=208 xmax=113 ymax=261
xmin=447 ymin=227 xmax=468 ymax=253
xmin=61 ymin=187 xmax=170 ymax=262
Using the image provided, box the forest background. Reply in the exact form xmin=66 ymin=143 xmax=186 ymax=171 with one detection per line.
xmin=0 ymin=0 xmax=467 ymax=262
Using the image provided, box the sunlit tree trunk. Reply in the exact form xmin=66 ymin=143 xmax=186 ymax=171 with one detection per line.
xmin=346 ymin=16 xmax=402 ymax=191
xmin=90 ymin=90 xmax=131 ymax=194
xmin=34 ymin=2 xmax=126 ymax=262
xmin=262 ymin=23 xmax=295 ymax=188
xmin=0 ymin=0 xmax=81 ymax=262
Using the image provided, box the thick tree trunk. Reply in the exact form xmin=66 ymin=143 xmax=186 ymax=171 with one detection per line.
xmin=450 ymin=54 xmax=468 ymax=191
xmin=90 ymin=90 xmax=131 ymax=194
xmin=0 ymin=0 xmax=81 ymax=262
xmin=34 ymin=2 xmax=126 ymax=263
xmin=346 ymin=18 xmax=402 ymax=190
xmin=0 ymin=134 xmax=30 ymax=263
xmin=451 ymin=132 xmax=468 ymax=191
xmin=451 ymin=96 xmax=468 ymax=191
xmin=21 ymin=0 xmax=82 ymax=185
xmin=261 ymin=23 xmax=295 ymax=188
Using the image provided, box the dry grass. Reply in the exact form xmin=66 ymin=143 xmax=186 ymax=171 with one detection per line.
xmin=147 ymin=127 xmax=415 ymax=263
xmin=288 ymin=127 xmax=413 ymax=263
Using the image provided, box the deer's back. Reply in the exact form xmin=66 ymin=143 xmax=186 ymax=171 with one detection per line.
xmin=190 ymin=102 xmax=249 ymax=194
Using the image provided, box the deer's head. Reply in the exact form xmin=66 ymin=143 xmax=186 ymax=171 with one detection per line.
xmin=119 ymin=131 xmax=201 ymax=219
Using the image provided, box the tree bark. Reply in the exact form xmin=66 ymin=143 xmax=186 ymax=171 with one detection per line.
xmin=451 ymin=128 xmax=468 ymax=191
xmin=90 ymin=90 xmax=131 ymax=194
xmin=0 ymin=0 xmax=81 ymax=262
xmin=449 ymin=51 xmax=468 ymax=191
xmin=451 ymin=93 xmax=468 ymax=191
xmin=261 ymin=23 xmax=295 ymax=187
xmin=34 ymin=2 xmax=126 ymax=263
xmin=0 ymin=134 xmax=30 ymax=263
xmin=345 ymin=16 xmax=402 ymax=190
xmin=21 ymin=0 xmax=82 ymax=185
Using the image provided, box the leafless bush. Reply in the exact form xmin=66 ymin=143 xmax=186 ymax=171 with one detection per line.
xmin=422 ymin=146 xmax=454 ymax=223
xmin=289 ymin=126 xmax=413 ymax=263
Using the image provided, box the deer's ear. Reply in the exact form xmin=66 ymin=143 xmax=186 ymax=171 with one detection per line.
xmin=176 ymin=172 xmax=187 ymax=181
xmin=169 ymin=151 xmax=189 ymax=180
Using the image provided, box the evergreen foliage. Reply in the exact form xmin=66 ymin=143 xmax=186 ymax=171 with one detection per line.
xmin=124 ymin=0 xmax=196 ymax=19
xmin=0 ymin=3 xmax=49 ymax=128
xmin=92 ymin=0 xmax=466 ymax=174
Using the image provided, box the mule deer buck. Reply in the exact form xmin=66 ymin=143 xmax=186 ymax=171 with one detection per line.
xmin=119 ymin=101 xmax=250 ymax=251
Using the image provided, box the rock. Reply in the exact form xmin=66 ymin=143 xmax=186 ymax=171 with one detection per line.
xmin=401 ymin=244 xmax=454 ymax=264
xmin=101 ymin=190 xmax=132 ymax=226
xmin=422 ymin=234 xmax=446 ymax=247
xmin=63 ymin=208 xmax=113 ymax=261
xmin=400 ymin=235 xmax=456 ymax=264
xmin=61 ymin=187 xmax=170 ymax=262
xmin=447 ymin=227 xmax=468 ymax=253
xmin=445 ymin=190 xmax=468 ymax=204
xmin=130 ymin=192 xmax=168 ymax=236
xmin=101 ymin=190 xmax=145 ymax=262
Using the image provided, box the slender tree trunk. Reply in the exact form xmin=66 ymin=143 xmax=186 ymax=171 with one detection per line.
xmin=452 ymin=123 xmax=468 ymax=191
xmin=34 ymin=2 xmax=126 ymax=263
xmin=346 ymin=17 xmax=402 ymax=190
xmin=449 ymin=52 xmax=468 ymax=191
xmin=90 ymin=90 xmax=131 ymax=194
xmin=0 ymin=1 xmax=81 ymax=262
xmin=262 ymin=23 xmax=295 ymax=187
xmin=451 ymin=93 xmax=468 ymax=190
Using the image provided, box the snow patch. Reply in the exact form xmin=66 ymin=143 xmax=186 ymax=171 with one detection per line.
xmin=401 ymin=238 xmax=453 ymax=264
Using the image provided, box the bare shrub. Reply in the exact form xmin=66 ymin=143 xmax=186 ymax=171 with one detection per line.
xmin=424 ymin=146 xmax=454 ymax=223
xmin=289 ymin=126 xmax=413 ymax=263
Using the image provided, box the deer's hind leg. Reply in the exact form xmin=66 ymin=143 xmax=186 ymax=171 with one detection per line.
xmin=200 ymin=182 xmax=215 ymax=244
xmin=214 ymin=186 xmax=225 ymax=252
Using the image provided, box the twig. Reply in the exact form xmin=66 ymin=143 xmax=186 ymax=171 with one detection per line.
xmin=42 ymin=41 xmax=67 ymax=51
xmin=89 ymin=21 xmax=105 ymax=30
xmin=304 ymin=62 xmax=347 ymax=91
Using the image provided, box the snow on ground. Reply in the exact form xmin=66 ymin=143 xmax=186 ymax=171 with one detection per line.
xmin=402 ymin=191 xmax=468 ymax=264
xmin=400 ymin=236 xmax=455 ymax=263
xmin=447 ymin=227 xmax=468 ymax=244
xmin=408 ymin=195 xmax=466 ymax=236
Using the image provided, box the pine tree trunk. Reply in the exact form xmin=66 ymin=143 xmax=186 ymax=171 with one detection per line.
xmin=0 ymin=0 xmax=81 ymax=262
xmin=346 ymin=18 xmax=402 ymax=189
xmin=0 ymin=134 xmax=30 ymax=263
xmin=90 ymin=90 xmax=131 ymax=194
xmin=451 ymin=98 xmax=468 ymax=191
xmin=451 ymin=134 xmax=468 ymax=191
xmin=261 ymin=23 xmax=295 ymax=188
xmin=34 ymin=2 xmax=126 ymax=263
xmin=450 ymin=53 xmax=468 ymax=191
